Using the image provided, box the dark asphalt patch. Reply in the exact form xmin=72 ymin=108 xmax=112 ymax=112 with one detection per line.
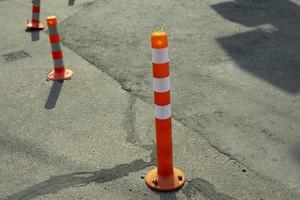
xmin=5 ymin=155 xmax=156 ymax=200
xmin=1 ymin=50 xmax=30 ymax=63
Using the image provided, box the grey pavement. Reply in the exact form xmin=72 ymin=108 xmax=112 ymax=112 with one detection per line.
xmin=0 ymin=0 xmax=299 ymax=200
xmin=60 ymin=0 xmax=300 ymax=196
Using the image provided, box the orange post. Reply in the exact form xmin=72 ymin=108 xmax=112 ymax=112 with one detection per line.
xmin=46 ymin=16 xmax=73 ymax=80
xmin=26 ymin=0 xmax=44 ymax=30
xmin=145 ymin=32 xmax=185 ymax=191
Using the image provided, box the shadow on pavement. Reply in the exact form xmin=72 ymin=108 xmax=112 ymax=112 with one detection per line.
xmin=25 ymin=29 xmax=40 ymax=42
xmin=44 ymin=80 xmax=63 ymax=110
xmin=211 ymin=0 xmax=300 ymax=93
xmin=5 ymin=151 xmax=156 ymax=200
xmin=158 ymin=191 xmax=177 ymax=200
xmin=291 ymin=140 xmax=300 ymax=163
xmin=68 ymin=0 xmax=75 ymax=6
xmin=31 ymin=31 xmax=40 ymax=41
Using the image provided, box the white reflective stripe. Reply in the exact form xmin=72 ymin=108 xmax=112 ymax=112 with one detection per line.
xmin=54 ymin=58 xmax=64 ymax=67
xmin=48 ymin=26 xmax=58 ymax=35
xmin=155 ymin=104 xmax=171 ymax=120
xmin=32 ymin=13 xmax=40 ymax=20
xmin=153 ymin=77 xmax=170 ymax=93
xmin=51 ymin=43 xmax=61 ymax=52
xmin=152 ymin=47 xmax=169 ymax=64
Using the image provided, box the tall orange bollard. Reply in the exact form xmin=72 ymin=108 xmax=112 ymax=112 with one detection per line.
xmin=46 ymin=16 xmax=73 ymax=81
xmin=26 ymin=0 xmax=44 ymax=30
xmin=145 ymin=32 xmax=185 ymax=191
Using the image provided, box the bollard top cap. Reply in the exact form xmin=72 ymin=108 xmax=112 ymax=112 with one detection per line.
xmin=47 ymin=16 xmax=57 ymax=27
xmin=151 ymin=31 xmax=168 ymax=49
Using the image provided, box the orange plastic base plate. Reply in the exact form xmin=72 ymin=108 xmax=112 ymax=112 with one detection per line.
xmin=48 ymin=69 xmax=73 ymax=81
xmin=26 ymin=23 xmax=44 ymax=30
xmin=145 ymin=167 xmax=185 ymax=191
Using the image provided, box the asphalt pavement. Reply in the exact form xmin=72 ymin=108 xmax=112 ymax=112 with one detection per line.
xmin=0 ymin=0 xmax=299 ymax=199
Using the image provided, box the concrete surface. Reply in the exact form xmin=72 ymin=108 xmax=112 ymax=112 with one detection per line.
xmin=0 ymin=0 xmax=299 ymax=199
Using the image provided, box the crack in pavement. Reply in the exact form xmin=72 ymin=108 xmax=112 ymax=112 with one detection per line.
xmin=122 ymin=96 xmax=138 ymax=144
xmin=182 ymin=178 xmax=238 ymax=200
xmin=122 ymin=95 xmax=155 ymax=152
xmin=174 ymin=113 xmax=275 ymax=184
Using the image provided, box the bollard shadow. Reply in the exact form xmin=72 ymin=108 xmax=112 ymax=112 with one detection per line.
xmin=31 ymin=30 xmax=40 ymax=41
xmin=25 ymin=29 xmax=40 ymax=42
xmin=68 ymin=0 xmax=75 ymax=6
xmin=44 ymin=80 xmax=63 ymax=110
xmin=211 ymin=0 xmax=300 ymax=93
xmin=158 ymin=191 xmax=177 ymax=200
xmin=290 ymin=140 xmax=300 ymax=164
xmin=148 ymin=181 xmax=181 ymax=200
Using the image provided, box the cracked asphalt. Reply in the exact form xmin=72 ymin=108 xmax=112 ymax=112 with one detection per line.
xmin=0 ymin=0 xmax=299 ymax=199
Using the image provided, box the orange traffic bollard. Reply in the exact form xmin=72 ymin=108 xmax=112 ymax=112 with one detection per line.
xmin=26 ymin=0 xmax=44 ymax=30
xmin=46 ymin=16 xmax=73 ymax=81
xmin=145 ymin=32 xmax=185 ymax=191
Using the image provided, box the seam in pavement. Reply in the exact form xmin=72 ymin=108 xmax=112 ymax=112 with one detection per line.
xmin=185 ymin=179 xmax=238 ymax=200
xmin=122 ymin=95 xmax=155 ymax=152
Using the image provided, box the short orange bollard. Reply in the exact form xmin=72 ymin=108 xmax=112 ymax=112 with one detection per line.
xmin=26 ymin=0 xmax=44 ymax=30
xmin=145 ymin=32 xmax=185 ymax=191
xmin=46 ymin=16 xmax=73 ymax=81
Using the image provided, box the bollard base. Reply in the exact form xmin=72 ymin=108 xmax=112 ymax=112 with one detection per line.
xmin=145 ymin=167 xmax=185 ymax=191
xmin=26 ymin=22 xmax=45 ymax=31
xmin=48 ymin=68 xmax=73 ymax=81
